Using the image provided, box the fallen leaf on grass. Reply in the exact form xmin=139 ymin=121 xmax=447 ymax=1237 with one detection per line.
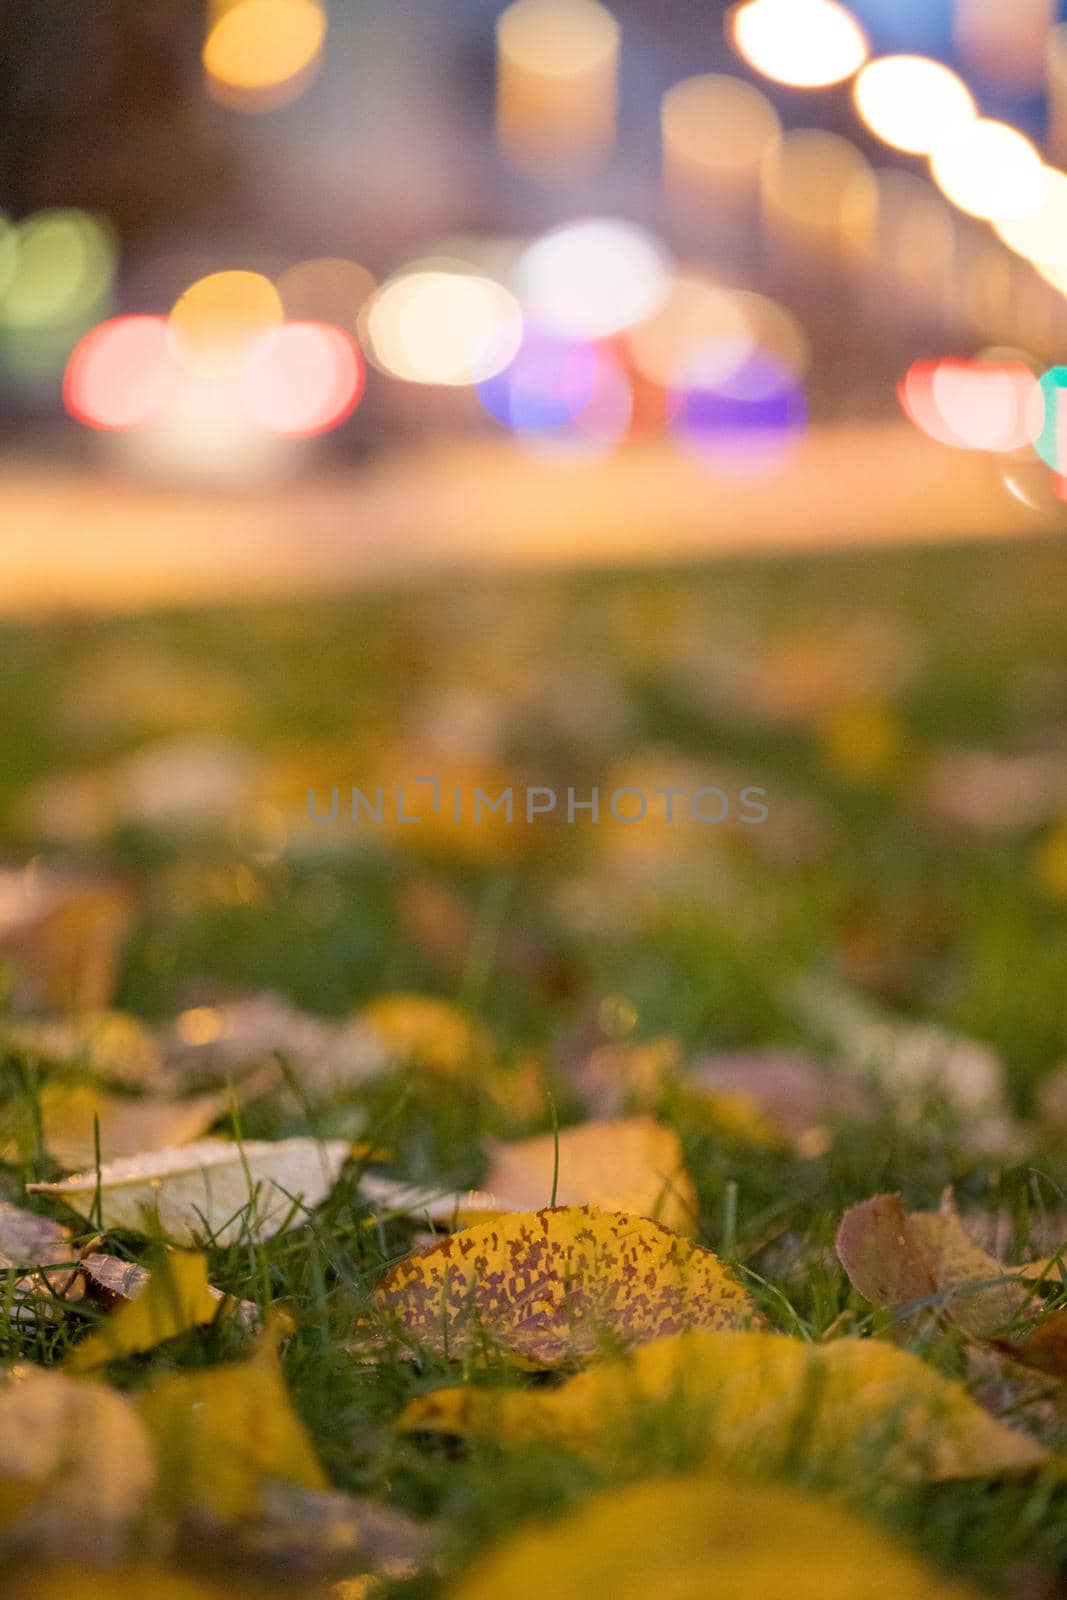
xmin=360 ymin=1119 xmax=695 ymax=1233
xmin=33 ymin=1080 xmax=232 ymax=1169
xmin=0 ymin=866 xmax=133 ymax=1010
xmin=65 ymin=1252 xmax=224 ymax=1372
xmin=0 ymin=1204 xmax=80 ymax=1324
xmin=359 ymin=994 xmax=491 ymax=1078
xmin=688 ymin=1049 xmax=873 ymax=1156
xmin=400 ymin=1328 xmax=1047 ymax=1481
xmin=0 ymin=1203 xmax=71 ymax=1268
xmin=0 ymin=1364 xmax=156 ymax=1558
xmin=836 ymin=1192 xmax=1052 ymax=1339
xmin=222 ymin=1481 xmax=434 ymax=1580
xmin=4 ymin=1568 xmax=243 ymax=1600
xmin=137 ymin=1320 xmax=327 ymax=1524
xmin=484 ymin=1118 xmax=694 ymax=1232
xmin=78 ymin=1250 xmax=258 ymax=1326
xmin=449 ymin=1474 xmax=981 ymax=1600
xmin=164 ymin=993 xmax=383 ymax=1101
xmin=28 ymin=1136 xmax=351 ymax=1245
xmin=369 ymin=1206 xmax=751 ymax=1366
xmin=3 ymin=1010 xmax=163 ymax=1089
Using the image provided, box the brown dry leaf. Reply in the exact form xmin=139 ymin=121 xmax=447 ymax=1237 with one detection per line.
xmin=370 ymin=1206 xmax=752 ymax=1367
xmin=65 ymin=1251 xmax=225 ymax=1372
xmin=164 ymin=993 xmax=384 ymax=1100
xmin=0 ymin=1205 xmax=80 ymax=1325
xmin=0 ymin=866 xmax=133 ymax=1010
xmin=450 ymin=1474 xmax=981 ymax=1600
xmin=28 ymin=1136 xmax=351 ymax=1245
xmin=221 ymin=1482 xmax=434 ymax=1580
xmin=137 ymin=1319 xmax=327 ymax=1524
xmin=836 ymin=1192 xmax=1044 ymax=1339
xmin=0 ymin=1203 xmax=71 ymax=1268
xmin=33 ymin=1081 xmax=231 ymax=1169
xmin=77 ymin=1250 xmax=260 ymax=1328
xmin=0 ymin=1364 xmax=157 ymax=1558
xmin=400 ymin=1328 xmax=1047 ymax=1482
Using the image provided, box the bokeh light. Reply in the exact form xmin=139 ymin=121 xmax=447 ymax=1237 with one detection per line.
xmin=167 ymin=270 xmax=283 ymax=377
xmin=239 ymin=322 xmax=364 ymax=436
xmin=627 ymin=274 xmax=752 ymax=391
xmin=0 ymin=210 xmax=116 ymax=332
xmin=362 ymin=264 xmax=523 ymax=386
xmin=203 ymin=0 xmax=326 ymax=111
xmin=1030 ymin=368 xmax=1067 ymax=473
xmin=514 ymin=220 xmax=671 ymax=340
xmin=661 ymin=75 xmax=780 ymax=207
xmin=731 ymin=0 xmax=868 ymax=89
xmin=762 ymin=131 xmax=877 ymax=260
xmin=853 ymin=57 xmax=976 ymax=156
xmin=929 ymin=120 xmax=1045 ymax=224
xmin=522 ymin=344 xmax=634 ymax=462
xmin=899 ymin=358 xmax=1038 ymax=452
xmin=496 ymin=0 xmax=619 ymax=177
xmin=276 ymin=258 xmax=375 ymax=329
xmin=64 ymin=316 xmax=181 ymax=431
xmin=730 ymin=292 xmax=811 ymax=386
xmin=478 ymin=325 xmax=599 ymax=432
xmin=873 ymin=172 xmax=956 ymax=305
xmin=673 ymin=349 xmax=806 ymax=475
xmin=995 ymin=169 xmax=1067 ymax=273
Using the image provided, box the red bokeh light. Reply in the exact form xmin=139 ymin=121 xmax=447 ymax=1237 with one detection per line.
xmin=239 ymin=321 xmax=364 ymax=437
xmin=64 ymin=315 xmax=181 ymax=431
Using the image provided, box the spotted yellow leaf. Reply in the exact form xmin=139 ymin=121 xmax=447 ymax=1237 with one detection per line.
xmin=371 ymin=1206 xmax=752 ymax=1366
xmin=449 ymin=1474 xmax=981 ymax=1600
xmin=399 ymin=1328 xmax=1046 ymax=1481
xmin=28 ymin=1136 xmax=349 ymax=1246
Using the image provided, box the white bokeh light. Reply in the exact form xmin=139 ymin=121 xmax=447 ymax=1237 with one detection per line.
xmin=514 ymin=219 xmax=672 ymax=340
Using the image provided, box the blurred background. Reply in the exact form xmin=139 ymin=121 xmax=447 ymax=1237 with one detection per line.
xmin=6 ymin=0 xmax=1067 ymax=607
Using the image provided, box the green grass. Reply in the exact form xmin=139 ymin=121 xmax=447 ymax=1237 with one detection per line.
xmin=5 ymin=536 xmax=1067 ymax=1591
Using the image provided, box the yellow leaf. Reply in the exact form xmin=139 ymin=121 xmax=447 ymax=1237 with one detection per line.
xmin=0 ymin=1365 xmax=156 ymax=1558
xmin=371 ymin=1206 xmax=752 ymax=1367
xmin=4 ymin=1567 xmax=245 ymax=1600
xmin=34 ymin=1080 xmax=229 ymax=1169
xmin=449 ymin=1474 xmax=981 ymax=1600
xmin=361 ymin=1119 xmax=696 ymax=1234
xmin=360 ymin=994 xmax=490 ymax=1077
xmin=2 ymin=1009 xmax=163 ymax=1089
xmin=399 ymin=1329 xmax=1047 ymax=1481
xmin=65 ymin=1252 xmax=222 ymax=1372
xmin=484 ymin=1118 xmax=695 ymax=1233
xmin=28 ymin=1136 xmax=350 ymax=1245
xmin=137 ymin=1320 xmax=327 ymax=1522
